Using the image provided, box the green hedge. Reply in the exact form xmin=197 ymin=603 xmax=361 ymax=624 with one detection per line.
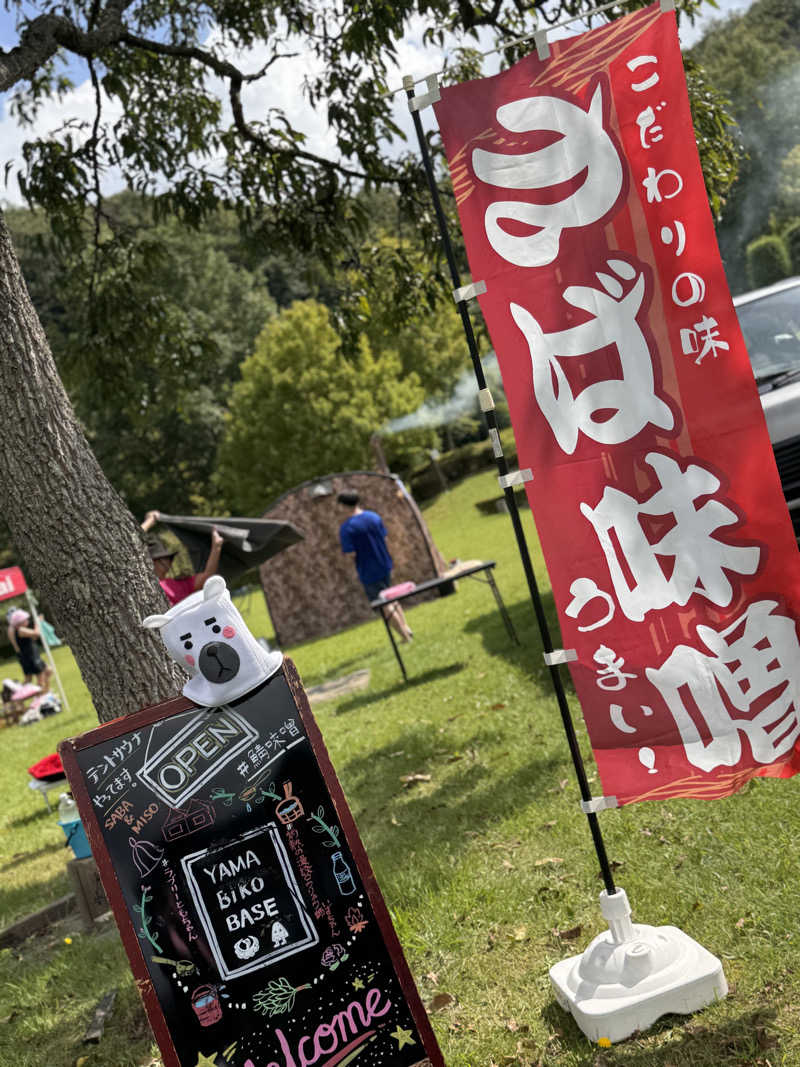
xmin=746 ymin=233 xmax=791 ymax=289
xmin=784 ymin=219 xmax=800 ymax=276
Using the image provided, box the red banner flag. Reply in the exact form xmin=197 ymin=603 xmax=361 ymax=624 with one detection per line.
xmin=434 ymin=3 xmax=800 ymax=805
xmin=0 ymin=566 xmax=27 ymax=602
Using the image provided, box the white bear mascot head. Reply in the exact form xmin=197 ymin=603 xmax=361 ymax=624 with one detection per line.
xmin=142 ymin=575 xmax=282 ymax=707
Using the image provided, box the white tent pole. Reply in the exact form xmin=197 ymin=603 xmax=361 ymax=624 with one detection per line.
xmin=25 ymin=591 xmax=70 ymax=713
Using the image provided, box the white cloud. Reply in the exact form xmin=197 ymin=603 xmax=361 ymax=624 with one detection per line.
xmin=203 ymin=17 xmax=451 ymax=168
xmin=205 ymin=27 xmax=339 ymax=161
xmin=0 ymin=78 xmax=124 ymax=206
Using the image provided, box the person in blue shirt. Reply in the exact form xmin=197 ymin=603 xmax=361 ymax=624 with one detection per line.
xmin=337 ymin=490 xmax=413 ymax=643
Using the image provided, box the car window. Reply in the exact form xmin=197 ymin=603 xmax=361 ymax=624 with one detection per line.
xmin=735 ymin=286 xmax=800 ymax=383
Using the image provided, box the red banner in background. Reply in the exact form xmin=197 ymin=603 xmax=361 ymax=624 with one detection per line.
xmin=434 ymin=3 xmax=800 ymax=805
xmin=0 ymin=566 xmax=27 ymax=602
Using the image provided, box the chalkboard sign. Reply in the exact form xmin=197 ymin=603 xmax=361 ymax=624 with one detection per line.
xmin=59 ymin=659 xmax=443 ymax=1067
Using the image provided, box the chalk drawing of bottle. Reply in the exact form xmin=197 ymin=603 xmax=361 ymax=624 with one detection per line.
xmin=276 ymin=781 xmax=304 ymax=824
xmin=331 ymin=851 xmax=357 ymax=896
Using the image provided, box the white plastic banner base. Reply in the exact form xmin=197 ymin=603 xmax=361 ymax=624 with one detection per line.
xmin=549 ymin=888 xmax=727 ymax=1044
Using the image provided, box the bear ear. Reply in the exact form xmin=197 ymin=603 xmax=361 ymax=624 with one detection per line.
xmin=142 ymin=614 xmax=169 ymax=630
xmin=203 ymin=575 xmax=227 ymax=601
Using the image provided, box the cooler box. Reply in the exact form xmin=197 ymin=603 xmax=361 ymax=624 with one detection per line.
xmin=59 ymin=818 xmax=92 ymax=859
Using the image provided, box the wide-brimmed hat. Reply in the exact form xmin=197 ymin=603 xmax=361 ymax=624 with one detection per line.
xmin=146 ymin=538 xmax=178 ymax=562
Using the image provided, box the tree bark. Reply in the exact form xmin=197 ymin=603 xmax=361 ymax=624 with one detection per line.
xmin=0 ymin=208 xmax=184 ymax=722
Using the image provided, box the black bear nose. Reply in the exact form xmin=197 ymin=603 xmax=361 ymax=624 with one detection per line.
xmin=198 ymin=641 xmax=240 ymax=683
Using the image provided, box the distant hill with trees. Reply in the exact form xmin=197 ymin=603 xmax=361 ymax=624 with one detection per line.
xmin=5 ymin=189 xmax=467 ymax=521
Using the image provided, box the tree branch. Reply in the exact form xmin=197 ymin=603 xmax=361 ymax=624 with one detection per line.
xmin=453 ymin=0 xmax=506 ymax=31
xmin=87 ymin=55 xmax=104 ymax=303
xmin=0 ymin=0 xmax=134 ymax=92
xmin=226 ymin=73 xmax=372 ymax=182
xmin=120 ymin=30 xmax=375 ymax=183
xmin=119 ymin=30 xmax=278 ymax=84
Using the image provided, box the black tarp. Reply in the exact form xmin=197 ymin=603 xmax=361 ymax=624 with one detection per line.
xmin=156 ymin=513 xmax=303 ymax=584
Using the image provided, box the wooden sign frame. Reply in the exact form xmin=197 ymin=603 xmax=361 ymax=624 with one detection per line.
xmin=59 ymin=658 xmax=443 ymax=1067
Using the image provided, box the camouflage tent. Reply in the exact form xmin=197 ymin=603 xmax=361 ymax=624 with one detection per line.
xmin=259 ymin=472 xmax=447 ymax=646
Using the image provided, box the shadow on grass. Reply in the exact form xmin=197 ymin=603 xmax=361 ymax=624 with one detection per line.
xmin=339 ymin=724 xmax=563 ymax=890
xmin=327 ymin=587 xmax=586 ymax=891
xmin=0 ymin=842 xmax=63 ymax=873
xmin=298 ymin=647 xmax=386 ymax=685
xmin=540 ymin=1000 xmax=779 ymax=1064
xmin=8 ymin=808 xmax=54 ymax=830
xmin=0 ymin=933 xmax=154 ymax=1067
xmin=320 ymin=653 xmax=381 ymax=677
xmin=0 ymin=867 xmax=71 ymax=932
xmin=334 ymin=663 xmax=466 ymax=714
xmin=463 ymin=584 xmax=575 ymax=683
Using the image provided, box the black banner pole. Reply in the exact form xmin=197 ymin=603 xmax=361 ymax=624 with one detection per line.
xmin=404 ymin=79 xmax=617 ymax=896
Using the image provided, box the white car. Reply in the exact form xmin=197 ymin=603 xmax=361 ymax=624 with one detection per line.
xmin=734 ymin=276 xmax=800 ymax=539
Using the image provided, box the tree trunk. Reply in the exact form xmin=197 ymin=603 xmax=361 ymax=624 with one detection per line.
xmin=0 ymin=208 xmax=184 ymax=722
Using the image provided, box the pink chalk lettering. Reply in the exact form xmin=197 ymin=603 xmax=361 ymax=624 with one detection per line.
xmin=268 ymin=987 xmax=392 ymax=1067
xmin=364 ymin=987 xmax=391 ymax=1019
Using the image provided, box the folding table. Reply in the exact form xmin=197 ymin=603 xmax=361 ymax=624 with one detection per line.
xmin=370 ymin=559 xmax=518 ymax=682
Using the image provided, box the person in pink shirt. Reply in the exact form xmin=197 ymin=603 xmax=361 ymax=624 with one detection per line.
xmin=141 ymin=510 xmax=224 ymax=607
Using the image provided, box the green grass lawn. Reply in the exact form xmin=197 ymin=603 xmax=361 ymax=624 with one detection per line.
xmin=2 ymin=468 xmax=800 ymax=1066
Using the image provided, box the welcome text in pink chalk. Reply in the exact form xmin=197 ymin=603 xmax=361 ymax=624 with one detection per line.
xmin=244 ymin=987 xmax=392 ymax=1067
